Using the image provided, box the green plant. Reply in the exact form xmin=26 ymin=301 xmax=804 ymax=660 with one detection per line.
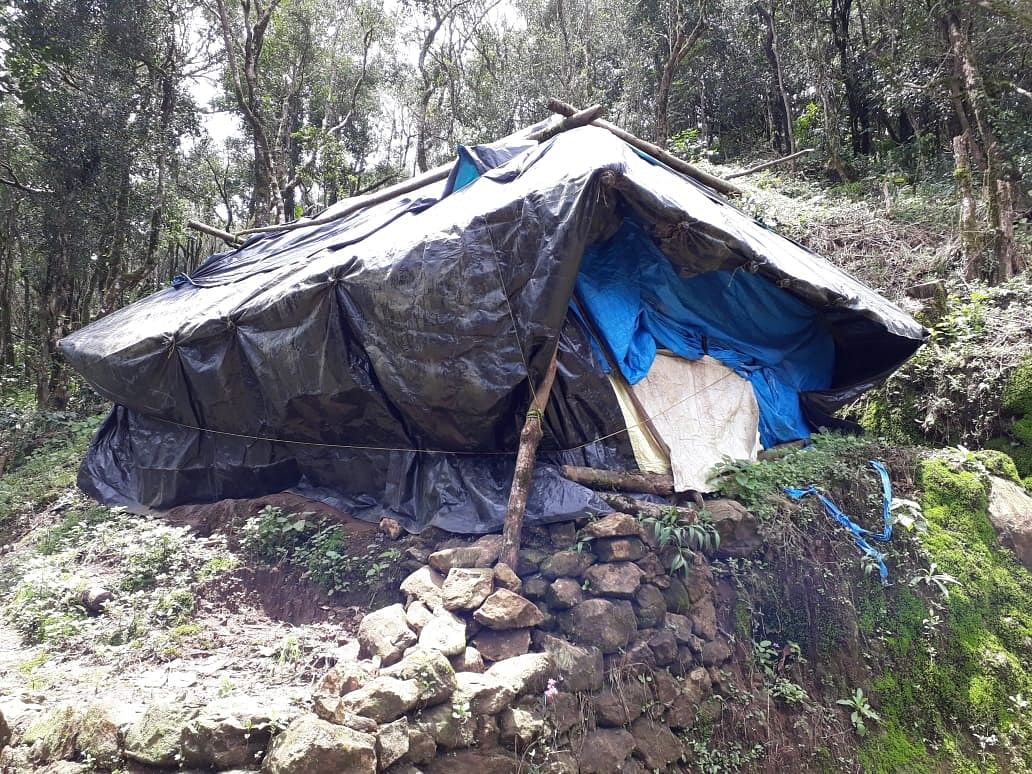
xmin=838 ymin=688 xmax=881 ymax=737
xmin=641 ymin=507 xmax=720 ymax=574
xmin=909 ymin=562 xmax=961 ymax=599
xmin=770 ymin=677 xmax=808 ymax=705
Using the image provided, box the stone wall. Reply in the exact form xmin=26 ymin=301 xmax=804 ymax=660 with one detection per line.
xmin=0 ymin=508 xmax=747 ymax=773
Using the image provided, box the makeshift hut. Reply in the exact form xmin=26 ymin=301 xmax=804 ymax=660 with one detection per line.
xmin=60 ymin=112 xmax=926 ymax=534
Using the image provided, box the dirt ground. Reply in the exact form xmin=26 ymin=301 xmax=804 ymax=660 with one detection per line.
xmin=0 ymin=491 xmax=387 ymax=732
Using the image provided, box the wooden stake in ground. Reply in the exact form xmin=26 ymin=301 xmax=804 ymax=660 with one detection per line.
xmin=499 ymin=345 xmax=561 ymax=569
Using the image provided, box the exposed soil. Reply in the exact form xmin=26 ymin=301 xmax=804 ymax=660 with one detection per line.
xmin=159 ymin=491 xmax=380 ymax=539
xmin=194 ymin=565 xmax=366 ymax=627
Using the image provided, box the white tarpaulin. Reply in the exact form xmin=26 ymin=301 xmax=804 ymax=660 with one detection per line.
xmin=620 ymin=353 xmax=761 ymax=492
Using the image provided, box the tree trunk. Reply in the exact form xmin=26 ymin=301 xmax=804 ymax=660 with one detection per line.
xmin=953 ymin=133 xmax=981 ymax=272
xmin=947 ymin=8 xmax=1024 ymax=283
xmin=756 ymin=1 xmax=795 ymax=156
xmin=654 ymin=0 xmax=707 ymax=147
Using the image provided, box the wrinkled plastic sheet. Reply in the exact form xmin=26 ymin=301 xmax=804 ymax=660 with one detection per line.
xmin=60 ymin=126 xmax=926 ymax=532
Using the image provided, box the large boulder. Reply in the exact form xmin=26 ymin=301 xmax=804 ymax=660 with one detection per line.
xmin=417 ymin=702 xmax=475 ymax=750
xmin=631 ymin=717 xmax=683 ymax=769
xmin=22 ymin=704 xmax=81 ymax=763
xmin=339 ymin=676 xmax=421 ymax=723
xmin=473 ymin=589 xmax=545 ymax=629
xmin=472 ymin=629 xmax=531 ymax=661
xmin=429 ymin=547 xmax=484 ymax=572
xmin=539 ymin=550 xmax=595 ymax=580
xmin=558 ymin=598 xmax=637 ymax=653
xmin=376 ymin=717 xmax=409 ymax=770
xmin=124 ymin=703 xmax=200 ymax=767
xmin=535 ymin=633 xmax=604 ymax=692
xmin=579 ymin=513 xmax=645 ymax=540
xmin=484 ymin=653 xmax=554 ymax=696
xmin=263 ymin=714 xmax=376 ymax=774
xmin=708 ymin=499 xmax=763 ymax=558
xmin=582 ymin=562 xmax=644 ymax=599
xmin=442 ymin=568 xmax=495 ymax=611
xmin=571 ymin=728 xmax=636 ymax=773
xmin=358 ymin=604 xmax=417 ymax=666
xmin=400 ymin=566 xmax=446 ymax=609
xmin=77 ymin=701 xmax=138 ymax=770
xmin=0 ymin=708 xmax=10 ymax=750
xmin=313 ymin=661 xmax=374 ymax=698
xmin=180 ymin=695 xmax=294 ymax=769
xmin=453 ymin=672 xmax=516 ymax=715
xmin=988 ymin=476 xmax=1032 ymax=571
xmin=418 ymin=609 xmax=468 ymax=656
xmin=382 ymin=648 xmax=458 ymax=705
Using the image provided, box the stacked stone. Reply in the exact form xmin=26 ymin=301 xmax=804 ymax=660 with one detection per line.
xmin=296 ymin=512 xmax=737 ymax=773
xmin=0 ymin=508 xmax=749 ymax=774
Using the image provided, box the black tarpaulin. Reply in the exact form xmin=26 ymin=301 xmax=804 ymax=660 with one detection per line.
xmin=60 ymin=126 xmax=926 ymax=532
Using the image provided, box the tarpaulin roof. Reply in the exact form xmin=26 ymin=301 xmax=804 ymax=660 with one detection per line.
xmin=60 ymin=125 xmax=927 ymax=533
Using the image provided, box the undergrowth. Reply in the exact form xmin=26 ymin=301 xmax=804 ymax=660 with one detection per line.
xmin=710 ymin=434 xmax=1032 ymax=771
xmin=852 ymin=276 xmax=1032 ymax=463
xmin=241 ymin=505 xmax=403 ymax=602
xmin=0 ymin=503 xmax=238 ymax=658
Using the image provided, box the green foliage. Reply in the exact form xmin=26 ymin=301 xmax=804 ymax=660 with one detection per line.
xmin=709 ymin=431 xmax=898 ymax=518
xmin=858 ymin=451 xmax=1032 ymax=769
xmin=838 ymin=688 xmax=882 ymax=737
xmin=793 ymin=101 xmax=820 ymax=148
xmin=1 ymin=505 xmax=236 ymax=651
xmin=0 ymin=411 xmax=103 ymax=540
xmin=641 ymin=507 xmax=719 ymax=574
xmin=241 ymin=505 xmax=402 ymax=597
xmin=852 ymin=279 xmax=1032 ymax=448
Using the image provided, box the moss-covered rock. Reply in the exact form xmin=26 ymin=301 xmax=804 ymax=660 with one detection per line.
xmin=124 ymin=703 xmax=199 ymax=767
xmin=1002 ymin=356 xmax=1032 ymax=416
xmin=22 ymin=704 xmax=81 ymax=763
xmin=859 ymin=452 xmax=1032 ymax=771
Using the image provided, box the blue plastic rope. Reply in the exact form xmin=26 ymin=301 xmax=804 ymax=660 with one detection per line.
xmin=784 ymin=460 xmax=894 ymax=583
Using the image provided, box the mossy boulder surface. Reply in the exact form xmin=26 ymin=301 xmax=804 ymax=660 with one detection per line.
xmin=860 ymin=453 xmax=1032 ymax=772
xmin=124 ymin=703 xmax=200 ymax=767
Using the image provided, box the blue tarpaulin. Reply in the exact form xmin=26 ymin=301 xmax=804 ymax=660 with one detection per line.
xmin=575 ymin=219 xmax=835 ymax=447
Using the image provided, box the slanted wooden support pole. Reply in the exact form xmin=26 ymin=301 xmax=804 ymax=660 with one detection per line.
xmin=236 ymin=162 xmax=455 ymax=237
xmin=724 ymin=148 xmax=815 ymax=179
xmin=545 ymin=98 xmax=741 ymax=196
xmin=187 ymin=219 xmax=244 ymax=247
xmin=499 ymin=345 xmax=561 ymax=569
xmin=560 ymin=465 xmax=675 ymax=497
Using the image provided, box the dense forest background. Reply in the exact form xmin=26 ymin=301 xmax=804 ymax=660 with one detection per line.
xmin=0 ymin=0 xmax=1030 ymax=408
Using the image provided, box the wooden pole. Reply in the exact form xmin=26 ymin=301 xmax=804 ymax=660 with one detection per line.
xmin=234 ymin=104 xmax=604 ymax=241
xmin=235 ymin=162 xmax=455 ymax=237
xmin=545 ymin=98 xmax=741 ymax=196
xmin=186 ymin=219 xmax=244 ymax=247
xmin=499 ymin=344 xmax=561 ymax=569
xmin=559 ymin=465 xmax=675 ymax=497
xmin=724 ymin=148 xmax=815 ymax=179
